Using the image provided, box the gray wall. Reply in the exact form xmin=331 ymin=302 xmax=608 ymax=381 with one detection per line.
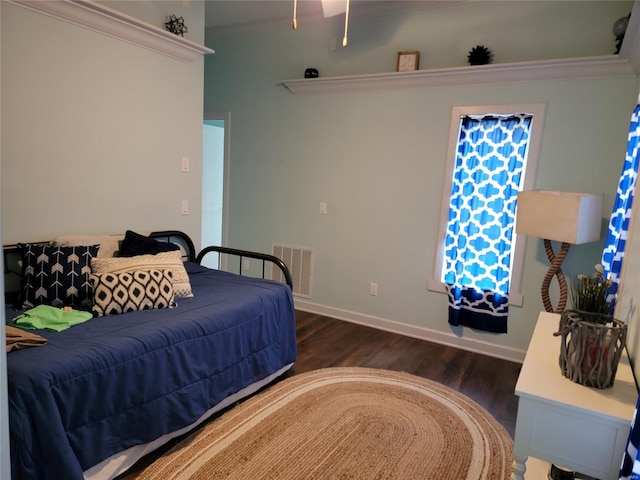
xmin=1 ymin=1 xmax=207 ymax=247
xmin=0 ymin=2 xmax=9 ymax=477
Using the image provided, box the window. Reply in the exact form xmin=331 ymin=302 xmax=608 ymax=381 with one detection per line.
xmin=429 ymin=104 xmax=546 ymax=331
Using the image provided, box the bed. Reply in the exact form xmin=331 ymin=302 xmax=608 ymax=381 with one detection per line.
xmin=4 ymin=230 xmax=297 ymax=480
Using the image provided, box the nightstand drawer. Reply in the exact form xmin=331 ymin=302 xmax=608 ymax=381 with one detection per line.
xmin=520 ymin=399 xmax=627 ymax=479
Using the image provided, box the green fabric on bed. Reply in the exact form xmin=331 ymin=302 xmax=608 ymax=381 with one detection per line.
xmin=9 ymin=305 xmax=93 ymax=332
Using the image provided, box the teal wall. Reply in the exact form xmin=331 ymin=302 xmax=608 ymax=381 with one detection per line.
xmin=205 ymin=1 xmax=638 ymax=356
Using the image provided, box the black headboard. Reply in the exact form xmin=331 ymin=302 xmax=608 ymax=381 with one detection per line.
xmin=150 ymin=231 xmax=292 ymax=288
xmin=3 ymin=230 xmax=293 ymax=305
xmin=148 ymin=230 xmax=196 ymax=262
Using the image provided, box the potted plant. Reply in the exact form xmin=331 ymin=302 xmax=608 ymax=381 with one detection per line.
xmin=554 ymin=264 xmax=627 ymax=388
xmin=570 ymin=264 xmax=614 ymax=317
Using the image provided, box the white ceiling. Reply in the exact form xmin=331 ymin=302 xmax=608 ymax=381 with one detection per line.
xmin=204 ymin=0 xmax=467 ymax=30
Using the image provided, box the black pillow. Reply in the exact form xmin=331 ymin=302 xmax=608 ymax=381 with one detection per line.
xmin=18 ymin=243 xmax=100 ymax=309
xmin=118 ymin=230 xmax=180 ymax=257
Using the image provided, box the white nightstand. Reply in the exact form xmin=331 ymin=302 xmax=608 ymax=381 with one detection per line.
xmin=512 ymin=312 xmax=637 ymax=480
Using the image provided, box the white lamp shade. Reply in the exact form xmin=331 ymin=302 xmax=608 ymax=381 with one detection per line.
xmin=516 ymin=190 xmax=603 ymax=244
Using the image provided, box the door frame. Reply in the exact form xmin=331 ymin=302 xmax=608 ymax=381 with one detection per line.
xmin=203 ymin=111 xmax=230 ymax=249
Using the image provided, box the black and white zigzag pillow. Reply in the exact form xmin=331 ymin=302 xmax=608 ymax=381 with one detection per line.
xmin=90 ymin=269 xmax=176 ymax=317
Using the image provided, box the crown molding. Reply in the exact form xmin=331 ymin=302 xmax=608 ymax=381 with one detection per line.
xmin=278 ymin=55 xmax=637 ymax=95
xmin=7 ymin=0 xmax=215 ymax=63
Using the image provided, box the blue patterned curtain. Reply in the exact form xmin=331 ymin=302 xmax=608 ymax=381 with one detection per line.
xmin=620 ymin=394 xmax=640 ymax=479
xmin=444 ymin=114 xmax=533 ymax=333
xmin=601 ymin=104 xmax=640 ymax=303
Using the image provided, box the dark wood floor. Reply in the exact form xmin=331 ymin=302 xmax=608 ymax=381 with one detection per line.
xmin=120 ymin=310 xmax=521 ymax=478
xmin=290 ymin=311 xmax=521 ymax=437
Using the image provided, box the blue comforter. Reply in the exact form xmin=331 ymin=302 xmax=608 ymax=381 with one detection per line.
xmin=7 ymin=264 xmax=297 ymax=480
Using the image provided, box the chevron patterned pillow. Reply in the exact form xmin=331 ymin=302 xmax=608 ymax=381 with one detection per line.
xmin=18 ymin=244 xmax=100 ymax=309
xmin=90 ymin=269 xmax=176 ymax=317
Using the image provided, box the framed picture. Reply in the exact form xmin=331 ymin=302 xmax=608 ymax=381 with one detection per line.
xmin=396 ymin=51 xmax=420 ymax=72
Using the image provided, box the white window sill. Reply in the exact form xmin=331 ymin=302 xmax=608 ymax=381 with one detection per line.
xmin=426 ymin=279 xmax=524 ymax=307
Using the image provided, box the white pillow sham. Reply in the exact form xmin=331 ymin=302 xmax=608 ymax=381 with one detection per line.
xmin=54 ymin=234 xmax=125 ymax=258
xmin=91 ymin=250 xmax=193 ymax=298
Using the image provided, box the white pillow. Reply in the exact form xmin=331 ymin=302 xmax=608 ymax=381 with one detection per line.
xmin=54 ymin=234 xmax=124 ymax=258
xmin=91 ymin=250 xmax=193 ymax=298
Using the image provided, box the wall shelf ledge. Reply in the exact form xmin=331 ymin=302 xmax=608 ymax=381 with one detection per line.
xmin=278 ymin=55 xmax=637 ymax=94
xmin=7 ymin=0 xmax=214 ymax=63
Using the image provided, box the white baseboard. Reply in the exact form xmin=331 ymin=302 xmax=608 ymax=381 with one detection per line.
xmin=294 ymin=299 xmax=526 ymax=364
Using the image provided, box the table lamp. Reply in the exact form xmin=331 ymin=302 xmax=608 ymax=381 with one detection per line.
xmin=516 ymin=190 xmax=603 ymax=313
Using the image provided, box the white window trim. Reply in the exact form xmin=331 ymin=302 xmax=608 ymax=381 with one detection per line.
xmin=427 ymin=103 xmax=547 ymax=307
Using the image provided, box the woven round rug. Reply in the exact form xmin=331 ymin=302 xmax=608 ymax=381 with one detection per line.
xmin=138 ymin=367 xmax=513 ymax=479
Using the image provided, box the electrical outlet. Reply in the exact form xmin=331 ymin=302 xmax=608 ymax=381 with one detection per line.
xmin=369 ymin=282 xmax=378 ymax=296
xmin=243 ymin=259 xmax=250 ymax=271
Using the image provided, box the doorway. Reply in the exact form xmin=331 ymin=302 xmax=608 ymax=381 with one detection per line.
xmin=202 ymin=112 xmax=229 ymax=268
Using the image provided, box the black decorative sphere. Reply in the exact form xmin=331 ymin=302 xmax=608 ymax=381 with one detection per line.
xmin=164 ymin=15 xmax=188 ymax=37
xmin=467 ymin=45 xmax=493 ymax=66
xmin=304 ymin=68 xmax=319 ymax=79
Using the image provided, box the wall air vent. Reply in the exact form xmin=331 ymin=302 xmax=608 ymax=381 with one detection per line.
xmin=272 ymin=244 xmax=314 ymax=298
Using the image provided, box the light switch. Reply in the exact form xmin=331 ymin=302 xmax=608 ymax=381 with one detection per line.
xmin=181 ymin=200 xmax=189 ymax=215
xmin=181 ymin=157 xmax=190 ymax=173
xmin=320 ymin=202 xmax=327 ymax=214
